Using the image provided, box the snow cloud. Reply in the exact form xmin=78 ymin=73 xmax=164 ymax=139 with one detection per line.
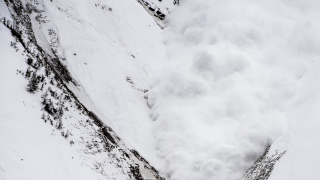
xmin=148 ymin=0 xmax=320 ymax=179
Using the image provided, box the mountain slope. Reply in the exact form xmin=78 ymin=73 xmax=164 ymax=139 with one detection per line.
xmin=0 ymin=0 xmax=168 ymax=179
xmin=268 ymin=60 xmax=320 ymax=180
xmin=2 ymin=0 xmax=320 ymax=180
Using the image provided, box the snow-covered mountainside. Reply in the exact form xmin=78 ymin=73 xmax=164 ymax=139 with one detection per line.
xmin=1 ymin=0 xmax=320 ymax=180
xmin=0 ymin=0 xmax=168 ymax=179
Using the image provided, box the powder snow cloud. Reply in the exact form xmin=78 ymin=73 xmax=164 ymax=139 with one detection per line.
xmin=148 ymin=0 xmax=320 ymax=179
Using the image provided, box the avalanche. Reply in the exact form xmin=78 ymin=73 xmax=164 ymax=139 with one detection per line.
xmin=1 ymin=0 xmax=320 ymax=180
xmin=147 ymin=0 xmax=320 ymax=179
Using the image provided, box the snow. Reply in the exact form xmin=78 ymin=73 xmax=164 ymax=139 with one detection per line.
xmin=269 ymin=60 xmax=320 ymax=180
xmin=30 ymin=12 xmax=55 ymax=57
xmin=0 ymin=0 xmax=11 ymax=20
xmin=41 ymin=0 xmax=170 ymax=168
xmin=14 ymin=0 xmax=169 ymax=170
xmin=2 ymin=0 xmax=320 ymax=179
xmin=147 ymin=0 xmax=320 ymax=179
xmin=0 ymin=19 xmax=110 ymax=180
xmin=143 ymin=0 xmax=176 ymax=15
xmin=1 ymin=0 xmax=161 ymax=178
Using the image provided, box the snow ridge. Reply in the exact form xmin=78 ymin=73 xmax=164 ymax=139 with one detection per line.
xmin=242 ymin=146 xmax=286 ymax=180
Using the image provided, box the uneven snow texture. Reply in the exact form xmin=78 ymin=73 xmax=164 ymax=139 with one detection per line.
xmin=2 ymin=0 xmax=320 ymax=179
xmin=0 ymin=19 xmax=117 ymax=180
xmin=268 ymin=60 xmax=320 ymax=180
xmin=39 ymin=0 xmax=169 ymax=167
xmin=0 ymin=0 xmax=164 ymax=179
xmin=148 ymin=0 xmax=320 ymax=179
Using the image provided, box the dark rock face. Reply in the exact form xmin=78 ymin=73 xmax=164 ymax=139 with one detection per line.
xmin=243 ymin=146 xmax=286 ymax=180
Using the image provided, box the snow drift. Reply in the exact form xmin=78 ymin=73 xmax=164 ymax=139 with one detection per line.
xmin=148 ymin=0 xmax=320 ymax=179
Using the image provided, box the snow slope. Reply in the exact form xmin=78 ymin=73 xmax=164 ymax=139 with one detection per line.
xmin=4 ymin=0 xmax=170 ymax=171
xmin=0 ymin=13 xmax=117 ymax=180
xmin=39 ymin=0 xmax=169 ymax=166
xmin=147 ymin=0 xmax=320 ymax=179
xmin=2 ymin=0 xmax=320 ymax=179
xmin=269 ymin=60 xmax=320 ymax=180
xmin=0 ymin=0 xmax=166 ymax=179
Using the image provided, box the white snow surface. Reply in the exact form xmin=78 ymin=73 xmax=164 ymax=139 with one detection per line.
xmin=33 ymin=0 xmax=169 ymax=167
xmin=2 ymin=0 xmax=320 ymax=179
xmin=0 ymin=18 xmax=118 ymax=180
xmin=268 ymin=60 xmax=320 ymax=180
xmin=30 ymin=12 xmax=55 ymax=57
xmin=1 ymin=0 xmax=165 ymax=179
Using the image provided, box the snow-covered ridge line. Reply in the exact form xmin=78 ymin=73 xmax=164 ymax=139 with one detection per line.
xmin=137 ymin=0 xmax=165 ymax=29
xmin=2 ymin=0 xmax=163 ymax=179
xmin=242 ymin=146 xmax=286 ymax=180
